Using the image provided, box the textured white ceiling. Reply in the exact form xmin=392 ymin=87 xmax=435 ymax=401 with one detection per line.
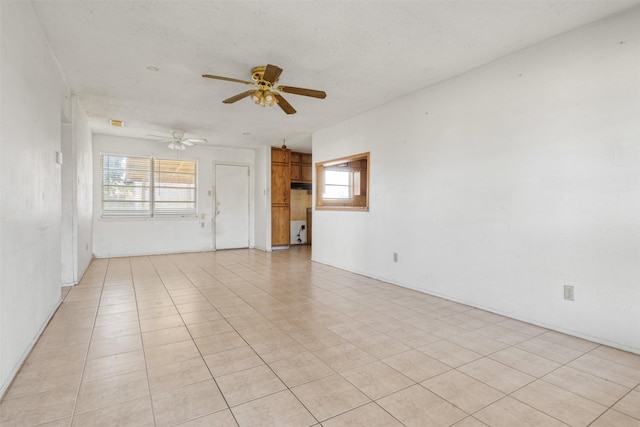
xmin=31 ymin=0 xmax=639 ymax=151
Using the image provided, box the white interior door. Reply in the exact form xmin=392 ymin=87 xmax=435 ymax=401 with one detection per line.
xmin=215 ymin=164 xmax=250 ymax=250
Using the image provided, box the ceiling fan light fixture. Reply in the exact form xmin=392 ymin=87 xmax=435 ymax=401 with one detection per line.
xmin=252 ymin=91 xmax=263 ymax=105
xmin=264 ymin=90 xmax=277 ymax=106
xmin=150 ymin=129 xmax=200 ymax=151
xmin=168 ymin=141 xmax=186 ymax=151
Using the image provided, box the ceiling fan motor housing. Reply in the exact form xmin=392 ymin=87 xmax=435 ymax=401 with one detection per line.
xmin=251 ymin=66 xmax=279 ymax=84
xmin=171 ymin=129 xmax=185 ymax=139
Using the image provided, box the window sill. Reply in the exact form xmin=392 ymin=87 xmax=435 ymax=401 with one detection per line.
xmin=315 ymin=206 xmax=369 ymax=212
xmin=99 ymin=215 xmax=199 ymax=221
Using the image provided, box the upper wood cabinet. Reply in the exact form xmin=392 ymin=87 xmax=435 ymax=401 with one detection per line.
xmin=290 ymin=151 xmax=312 ymax=183
xmin=290 ymin=152 xmax=301 ymax=181
xmin=272 ymin=148 xmax=290 ymax=164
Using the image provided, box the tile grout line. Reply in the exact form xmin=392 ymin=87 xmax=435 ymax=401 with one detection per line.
xmin=130 ymin=256 xmax=159 ymax=427
xmin=68 ymin=258 xmax=110 ymax=427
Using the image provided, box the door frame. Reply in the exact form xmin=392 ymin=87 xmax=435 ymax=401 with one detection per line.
xmin=212 ymin=161 xmax=253 ymax=250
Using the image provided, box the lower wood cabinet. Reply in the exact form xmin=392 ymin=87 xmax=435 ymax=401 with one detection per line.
xmin=271 ymin=205 xmax=290 ymax=247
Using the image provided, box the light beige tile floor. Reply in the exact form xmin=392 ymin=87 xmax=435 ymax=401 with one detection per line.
xmin=1 ymin=246 xmax=640 ymax=426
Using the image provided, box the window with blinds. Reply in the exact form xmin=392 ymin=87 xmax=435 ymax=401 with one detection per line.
xmin=101 ymin=154 xmax=197 ymax=217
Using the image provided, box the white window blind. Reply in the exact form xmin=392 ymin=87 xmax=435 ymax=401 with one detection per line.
xmin=101 ymin=154 xmax=197 ymax=217
xmin=154 ymin=159 xmax=197 ymax=215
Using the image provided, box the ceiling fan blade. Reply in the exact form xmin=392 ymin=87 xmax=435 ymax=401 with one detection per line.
xmin=263 ymin=64 xmax=283 ymax=83
xmin=202 ymin=74 xmax=254 ymax=85
xmin=274 ymin=93 xmax=296 ymax=115
xmin=181 ymin=138 xmax=206 ymax=146
xmin=278 ymin=86 xmax=327 ymax=99
xmin=223 ymin=90 xmax=255 ymax=104
xmin=147 ymin=133 xmax=172 ymax=139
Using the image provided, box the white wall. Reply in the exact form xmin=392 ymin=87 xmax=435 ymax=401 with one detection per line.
xmin=0 ymin=1 xmax=71 ymax=395
xmin=313 ymin=9 xmax=640 ymax=353
xmin=73 ymin=97 xmax=94 ymax=280
xmin=93 ymin=135 xmax=258 ymax=257
xmin=60 ymin=97 xmax=93 ymax=286
xmin=61 ymin=122 xmax=74 ymax=285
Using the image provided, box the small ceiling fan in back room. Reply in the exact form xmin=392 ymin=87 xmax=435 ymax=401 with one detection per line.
xmin=202 ymin=64 xmax=327 ymax=115
xmin=148 ymin=130 xmax=207 ymax=151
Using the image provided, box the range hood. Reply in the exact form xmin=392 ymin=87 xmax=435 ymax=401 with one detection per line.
xmin=291 ymin=182 xmax=312 ymax=191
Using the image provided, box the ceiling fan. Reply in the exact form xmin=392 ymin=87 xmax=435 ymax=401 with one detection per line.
xmin=149 ymin=130 xmax=207 ymax=151
xmin=202 ymin=64 xmax=326 ymax=115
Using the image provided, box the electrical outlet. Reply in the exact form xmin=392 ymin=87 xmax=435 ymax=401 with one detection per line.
xmin=564 ymin=285 xmax=575 ymax=301
xmin=393 ymin=252 xmax=398 ymax=263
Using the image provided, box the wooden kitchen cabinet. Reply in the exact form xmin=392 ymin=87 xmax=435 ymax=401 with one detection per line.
xmin=290 ymin=151 xmax=312 ymax=183
xmin=290 ymin=152 xmax=301 ymax=182
xmin=272 ymin=163 xmax=290 ymax=205
xmin=301 ymin=165 xmax=312 ymax=182
xmin=301 ymin=153 xmax=312 ymax=182
xmin=271 ymin=205 xmax=290 ymax=248
xmin=271 ymin=147 xmax=291 ymax=247
xmin=272 ymin=148 xmax=290 ymax=163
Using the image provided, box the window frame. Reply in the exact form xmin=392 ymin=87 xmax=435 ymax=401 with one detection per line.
xmin=315 ymin=152 xmax=369 ymax=211
xmin=100 ymin=153 xmax=198 ymax=218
